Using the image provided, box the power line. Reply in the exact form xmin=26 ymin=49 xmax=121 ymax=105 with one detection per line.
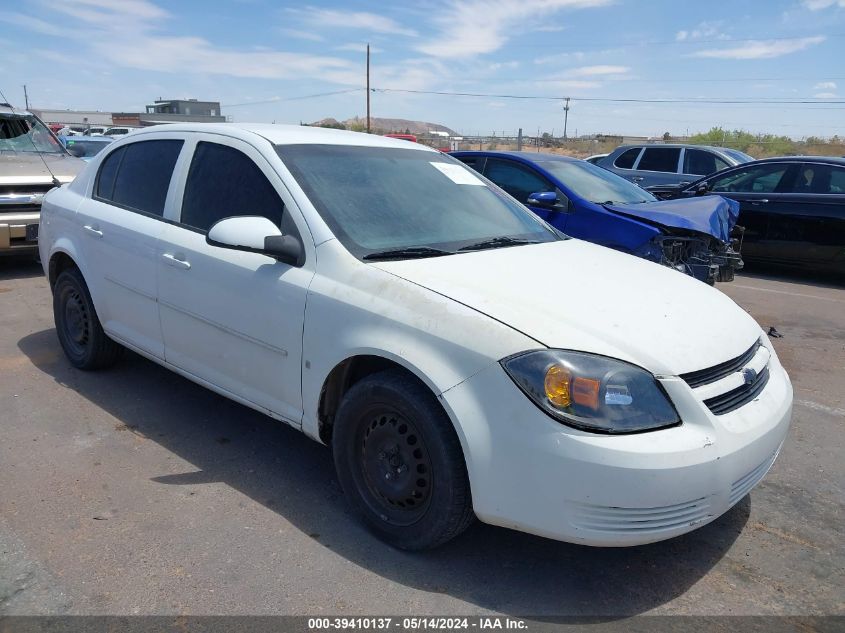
xmin=373 ymin=87 xmax=845 ymax=105
xmin=511 ymin=32 xmax=845 ymax=52
xmin=223 ymin=88 xmax=362 ymax=108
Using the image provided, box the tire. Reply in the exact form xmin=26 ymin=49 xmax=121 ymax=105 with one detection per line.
xmin=53 ymin=267 xmax=122 ymax=370
xmin=332 ymin=369 xmax=474 ymax=550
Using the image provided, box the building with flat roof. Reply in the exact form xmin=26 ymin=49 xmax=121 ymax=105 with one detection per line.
xmin=30 ymin=109 xmax=113 ymax=127
xmin=140 ymin=98 xmax=225 ymax=124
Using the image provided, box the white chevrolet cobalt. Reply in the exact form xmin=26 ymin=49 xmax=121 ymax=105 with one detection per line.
xmin=39 ymin=124 xmax=792 ymax=550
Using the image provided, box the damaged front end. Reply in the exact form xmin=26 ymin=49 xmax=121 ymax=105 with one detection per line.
xmin=604 ymin=195 xmax=743 ymax=284
xmin=635 ymin=228 xmax=744 ymax=284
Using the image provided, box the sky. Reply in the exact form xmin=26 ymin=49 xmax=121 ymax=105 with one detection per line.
xmin=1 ymin=0 xmax=844 ymax=138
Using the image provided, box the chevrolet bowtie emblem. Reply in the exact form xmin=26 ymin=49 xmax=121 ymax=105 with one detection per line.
xmin=742 ymin=367 xmax=757 ymax=386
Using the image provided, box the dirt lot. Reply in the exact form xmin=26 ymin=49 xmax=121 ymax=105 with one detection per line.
xmin=0 ymin=256 xmax=842 ymax=617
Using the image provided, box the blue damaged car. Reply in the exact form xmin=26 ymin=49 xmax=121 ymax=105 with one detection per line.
xmin=451 ymin=151 xmax=743 ymax=284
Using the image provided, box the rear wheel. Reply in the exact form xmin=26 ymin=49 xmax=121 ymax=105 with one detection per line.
xmin=332 ymin=369 xmax=474 ymax=550
xmin=53 ymin=268 xmax=122 ymax=370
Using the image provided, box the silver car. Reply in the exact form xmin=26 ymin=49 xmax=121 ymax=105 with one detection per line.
xmin=599 ymin=144 xmax=753 ymax=188
xmin=0 ymin=105 xmax=85 ymax=254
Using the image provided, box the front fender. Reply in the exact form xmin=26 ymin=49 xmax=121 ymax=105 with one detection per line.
xmin=300 ymin=242 xmax=538 ymax=444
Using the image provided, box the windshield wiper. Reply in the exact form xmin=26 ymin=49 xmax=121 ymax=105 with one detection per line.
xmin=458 ymin=236 xmax=539 ymax=252
xmin=363 ymin=246 xmax=453 ymax=261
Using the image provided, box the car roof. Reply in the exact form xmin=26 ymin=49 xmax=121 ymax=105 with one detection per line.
xmin=126 ymin=122 xmax=441 ymax=152
xmin=66 ymin=136 xmax=113 ymax=142
xmin=451 ymin=150 xmax=582 ymax=163
xmin=613 ymin=143 xmax=737 ymax=153
xmin=0 ymin=104 xmax=34 ymax=117
xmin=743 ymin=155 xmax=845 ymax=166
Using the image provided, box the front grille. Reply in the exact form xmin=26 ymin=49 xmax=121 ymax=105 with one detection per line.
xmin=571 ymin=497 xmax=712 ymax=534
xmin=0 ymin=183 xmax=54 ymax=196
xmin=680 ymin=340 xmax=761 ymax=388
xmin=703 ymin=367 xmax=770 ymax=415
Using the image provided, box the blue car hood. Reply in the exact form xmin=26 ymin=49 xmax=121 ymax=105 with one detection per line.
xmin=604 ymin=195 xmax=739 ymax=243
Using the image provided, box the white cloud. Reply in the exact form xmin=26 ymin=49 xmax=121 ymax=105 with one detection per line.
xmin=417 ymin=0 xmax=612 ymax=58
xmin=23 ymin=0 xmax=356 ymax=82
xmin=0 ymin=11 xmax=66 ymax=36
xmin=286 ymin=7 xmax=417 ymax=37
xmin=802 ymin=0 xmax=845 ymax=9
xmin=539 ymin=79 xmax=602 ymax=90
xmin=567 ymin=64 xmax=629 ymax=76
xmin=691 ymin=36 xmax=825 ymax=59
xmin=814 ymin=81 xmax=837 ymax=89
xmin=335 ymin=43 xmax=384 ymax=53
xmin=280 ymin=28 xmax=324 ymax=42
xmin=675 ymin=21 xmax=725 ymax=42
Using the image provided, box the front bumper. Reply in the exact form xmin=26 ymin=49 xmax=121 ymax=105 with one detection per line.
xmin=439 ymin=343 xmax=792 ymax=546
xmin=0 ymin=209 xmax=40 ymax=253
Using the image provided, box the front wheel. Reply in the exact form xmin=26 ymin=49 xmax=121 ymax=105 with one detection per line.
xmin=332 ymin=369 xmax=474 ymax=550
xmin=53 ymin=268 xmax=123 ymax=370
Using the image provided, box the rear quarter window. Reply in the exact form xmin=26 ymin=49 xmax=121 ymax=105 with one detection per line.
xmin=613 ymin=148 xmax=641 ymax=169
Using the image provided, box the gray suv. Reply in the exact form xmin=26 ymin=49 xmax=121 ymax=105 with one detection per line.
xmin=1 ymin=104 xmax=85 ymax=255
xmin=598 ymin=144 xmax=752 ymax=188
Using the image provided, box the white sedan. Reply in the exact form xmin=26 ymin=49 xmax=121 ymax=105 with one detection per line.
xmin=39 ymin=123 xmax=792 ymax=550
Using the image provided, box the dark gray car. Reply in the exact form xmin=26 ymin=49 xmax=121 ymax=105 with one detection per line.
xmin=598 ymin=144 xmax=752 ymax=188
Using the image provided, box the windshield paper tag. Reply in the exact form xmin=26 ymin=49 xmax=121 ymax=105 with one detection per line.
xmin=430 ymin=162 xmax=485 ymax=186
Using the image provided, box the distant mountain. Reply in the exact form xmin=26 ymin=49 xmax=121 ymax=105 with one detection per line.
xmin=309 ymin=116 xmax=457 ymax=136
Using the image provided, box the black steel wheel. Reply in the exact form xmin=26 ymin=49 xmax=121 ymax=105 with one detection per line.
xmin=53 ymin=267 xmax=122 ymax=370
xmin=359 ymin=407 xmax=433 ymax=526
xmin=333 ymin=369 xmax=474 ymax=550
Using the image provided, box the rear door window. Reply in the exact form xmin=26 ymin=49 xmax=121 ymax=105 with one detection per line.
xmin=636 ymin=147 xmax=681 ymax=173
xmin=456 ymin=156 xmax=486 ymax=173
xmin=795 ymin=164 xmax=845 ymax=194
xmin=683 ymin=149 xmax=730 ymax=176
xmin=95 ymin=140 xmax=183 ymax=216
xmin=483 ymin=159 xmax=554 ymax=204
xmin=613 ymin=148 xmax=641 ymax=169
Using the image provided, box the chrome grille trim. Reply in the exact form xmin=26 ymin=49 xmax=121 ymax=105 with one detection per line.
xmin=703 ymin=367 xmax=770 ymax=415
xmin=680 ymin=340 xmax=761 ymax=388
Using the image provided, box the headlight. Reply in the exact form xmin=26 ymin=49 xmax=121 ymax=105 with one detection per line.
xmin=501 ymin=350 xmax=680 ymax=434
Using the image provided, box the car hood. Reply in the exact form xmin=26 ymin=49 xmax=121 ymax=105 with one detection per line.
xmin=604 ymin=195 xmax=740 ymax=242
xmin=373 ymin=240 xmax=761 ymax=376
xmin=0 ymin=152 xmax=85 ymax=184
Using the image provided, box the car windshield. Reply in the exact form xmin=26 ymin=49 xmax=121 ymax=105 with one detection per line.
xmin=723 ymin=149 xmax=754 ymax=163
xmin=539 ymin=160 xmax=657 ymax=205
xmin=0 ymin=114 xmax=65 ymax=154
xmin=276 ymin=144 xmax=560 ymax=259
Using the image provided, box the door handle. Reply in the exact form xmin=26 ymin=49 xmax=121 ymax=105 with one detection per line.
xmin=82 ymin=225 xmax=103 ymax=238
xmin=161 ymin=253 xmax=191 ymax=270
xmin=631 ymin=177 xmax=644 ymax=182
xmin=751 ymin=199 xmax=769 ymax=204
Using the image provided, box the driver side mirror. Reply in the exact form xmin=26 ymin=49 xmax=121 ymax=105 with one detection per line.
xmin=527 ymin=191 xmax=569 ymax=211
xmin=66 ymin=144 xmax=86 ymax=158
xmin=206 ymin=216 xmax=304 ymax=267
xmin=694 ymin=181 xmax=711 ymax=196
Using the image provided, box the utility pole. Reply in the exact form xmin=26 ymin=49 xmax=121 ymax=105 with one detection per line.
xmin=563 ymin=97 xmax=570 ymax=140
xmin=23 ymin=84 xmax=29 ymax=110
xmin=366 ymin=43 xmax=371 ymax=134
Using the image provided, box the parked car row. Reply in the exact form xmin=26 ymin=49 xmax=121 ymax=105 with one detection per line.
xmin=644 ymin=156 xmax=845 ymax=276
xmin=37 ymin=123 xmax=793 ymax=551
xmin=597 ymin=143 xmax=753 ymax=188
xmin=1 ymin=104 xmax=86 ymax=255
xmin=451 ymin=151 xmax=743 ymax=284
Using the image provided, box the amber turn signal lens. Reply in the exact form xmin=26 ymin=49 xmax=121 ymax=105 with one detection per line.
xmin=544 ymin=365 xmax=572 ymax=407
xmin=573 ymin=377 xmax=601 ymax=410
